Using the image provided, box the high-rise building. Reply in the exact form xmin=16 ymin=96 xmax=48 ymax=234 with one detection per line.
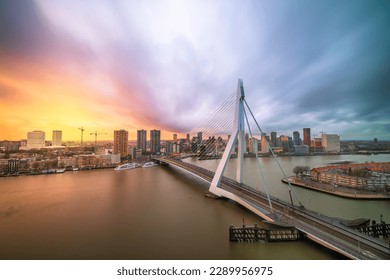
xmin=137 ymin=130 xmax=147 ymax=151
xmin=280 ymin=135 xmax=289 ymax=153
xmin=186 ymin=133 xmax=190 ymax=142
xmin=322 ymin=134 xmax=340 ymax=153
xmin=293 ymin=131 xmax=300 ymax=146
xmin=52 ymin=130 xmax=62 ymax=146
xmin=173 ymin=134 xmax=177 ymax=141
xmin=114 ymin=129 xmax=129 ymax=157
xmin=27 ymin=130 xmax=45 ymax=149
xmin=260 ymin=133 xmax=268 ymax=153
xmin=197 ymin=132 xmax=203 ymax=143
xmin=165 ymin=141 xmax=173 ymax=155
xmin=270 ymin=132 xmax=277 ymax=147
xmin=245 ymin=133 xmax=250 ymax=152
xmin=311 ymin=138 xmax=323 ymax=153
xmin=249 ymin=138 xmax=258 ymax=154
xmin=131 ymin=147 xmax=143 ymax=160
xmin=303 ymin=128 xmax=311 ymax=147
xmin=150 ymin=129 xmax=161 ymax=154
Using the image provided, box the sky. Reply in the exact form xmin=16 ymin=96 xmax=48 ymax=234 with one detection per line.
xmin=1 ymin=0 xmax=389 ymax=141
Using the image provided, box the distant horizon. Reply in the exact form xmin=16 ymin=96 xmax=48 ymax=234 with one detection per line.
xmin=1 ymin=129 xmax=388 ymax=143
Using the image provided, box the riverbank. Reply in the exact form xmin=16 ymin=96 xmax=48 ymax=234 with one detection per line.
xmin=0 ymin=165 xmax=117 ymax=177
xmin=282 ymin=177 xmax=390 ymax=200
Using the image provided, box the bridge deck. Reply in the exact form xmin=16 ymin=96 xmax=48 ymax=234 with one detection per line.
xmin=155 ymin=157 xmax=390 ymax=260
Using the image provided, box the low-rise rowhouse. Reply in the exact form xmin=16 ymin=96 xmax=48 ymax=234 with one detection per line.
xmin=311 ymin=162 xmax=390 ymax=191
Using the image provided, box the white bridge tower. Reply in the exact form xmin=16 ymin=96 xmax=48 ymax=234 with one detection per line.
xmin=210 ymin=79 xmax=246 ymax=195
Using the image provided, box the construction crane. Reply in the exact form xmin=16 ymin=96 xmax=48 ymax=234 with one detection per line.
xmin=78 ymin=127 xmax=85 ymax=147
xmin=90 ymin=131 xmax=107 ymax=152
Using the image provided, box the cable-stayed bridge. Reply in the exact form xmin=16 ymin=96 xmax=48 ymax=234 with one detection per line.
xmin=154 ymin=79 xmax=389 ymax=260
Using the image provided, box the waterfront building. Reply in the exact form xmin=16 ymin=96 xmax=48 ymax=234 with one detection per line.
xmin=293 ymin=131 xmax=300 ymax=146
xmin=27 ymin=130 xmax=45 ymax=149
xmin=270 ymin=132 xmax=277 ymax=147
xmin=322 ymin=134 xmax=340 ymax=153
xmin=197 ymin=132 xmax=203 ymax=143
xmin=150 ymin=129 xmax=161 ymax=154
xmin=52 ymin=130 xmax=62 ymax=146
xmin=0 ymin=159 xmax=21 ymax=173
xmin=173 ymin=143 xmax=180 ymax=154
xmin=114 ymin=130 xmax=129 ymax=157
xmin=249 ymin=137 xmax=259 ymax=154
xmin=191 ymin=140 xmax=198 ymax=153
xmin=303 ymin=128 xmax=311 ymax=147
xmin=131 ymin=147 xmax=143 ymax=160
xmin=165 ymin=141 xmax=173 ymax=155
xmin=20 ymin=139 xmax=27 ymax=148
xmin=245 ymin=133 xmax=250 ymax=152
xmin=310 ymin=162 xmax=390 ymax=191
xmin=260 ymin=133 xmax=269 ymax=153
xmin=0 ymin=141 xmax=21 ymax=152
xmin=311 ymin=138 xmax=323 ymax=153
xmin=293 ymin=145 xmax=309 ymax=155
xmin=9 ymin=159 xmax=20 ymax=172
xmin=57 ymin=156 xmax=77 ymax=168
xmin=279 ymin=135 xmax=289 ymax=153
xmin=137 ymin=130 xmax=147 ymax=151
xmin=288 ymin=136 xmax=294 ymax=152
xmin=106 ymin=154 xmax=120 ymax=165
xmin=78 ymin=155 xmax=98 ymax=167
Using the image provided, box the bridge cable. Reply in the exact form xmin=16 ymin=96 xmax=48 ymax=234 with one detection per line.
xmin=199 ymin=109 xmax=234 ymax=139
xmin=243 ymin=99 xmax=304 ymax=208
xmin=242 ymin=105 xmax=274 ymax=215
xmin=187 ymin=91 xmax=237 ymax=156
xmin=190 ymin=90 xmax=237 ymax=137
xmin=198 ymin=99 xmax=235 ymax=138
xmin=173 ymin=90 xmax=237 ymax=156
xmin=194 ymin=114 xmax=235 ymax=158
xmin=190 ymin=113 xmax=234 ymax=151
xmin=200 ymin=111 xmax=234 ymax=150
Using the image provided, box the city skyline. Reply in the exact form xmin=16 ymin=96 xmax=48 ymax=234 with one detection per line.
xmin=2 ymin=126 xmax=345 ymax=144
xmin=1 ymin=0 xmax=389 ymax=141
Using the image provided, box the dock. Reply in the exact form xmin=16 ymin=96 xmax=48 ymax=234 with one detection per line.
xmin=355 ymin=223 xmax=390 ymax=238
xmin=229 ymin=223 xmax=305 ymax=242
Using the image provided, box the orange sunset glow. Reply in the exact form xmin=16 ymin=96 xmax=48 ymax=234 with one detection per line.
xmin=1 ymin=50 xmax=185 ymax=141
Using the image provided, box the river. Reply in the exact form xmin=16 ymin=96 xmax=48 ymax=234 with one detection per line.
xmin=0 ymin=154 xmax=389 ymax=260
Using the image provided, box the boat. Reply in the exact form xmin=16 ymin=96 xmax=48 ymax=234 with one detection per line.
xmin=72 ymin=167 xmax=79 ymax=171
xmin=56 ymin=169 xmax=65 ymax=173
xmin=42 ymin=169 xmax=56 ymax=174
xmin=114 ymin=163 xmax=140 ymax=171
xmin=142 ymin=162 xmax=158 ymax=168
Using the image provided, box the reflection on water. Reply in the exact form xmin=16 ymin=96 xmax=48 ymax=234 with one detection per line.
xmin=1 ymin=154 xmax=388 ymax=259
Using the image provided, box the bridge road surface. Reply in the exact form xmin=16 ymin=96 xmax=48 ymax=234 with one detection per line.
xmin=156 ymin=157 xmax=390 ymax=260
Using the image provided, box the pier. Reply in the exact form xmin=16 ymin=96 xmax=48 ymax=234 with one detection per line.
xmin=229 ymin=223 xmax=304 ymax=242
xmin=356 ymin=224 xmax=390 ymax=238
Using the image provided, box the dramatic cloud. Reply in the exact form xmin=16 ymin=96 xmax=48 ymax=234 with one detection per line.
xmin=1 ymin=0 xmax=389 ymax=140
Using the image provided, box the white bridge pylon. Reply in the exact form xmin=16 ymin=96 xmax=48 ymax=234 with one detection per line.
xmin=210 ymin=78 xmax=245 ymax=194
xmin=208 ymin=79 xmax=303 ymax=221
xmin=209 ymin=79 xmax=275 ymax=220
